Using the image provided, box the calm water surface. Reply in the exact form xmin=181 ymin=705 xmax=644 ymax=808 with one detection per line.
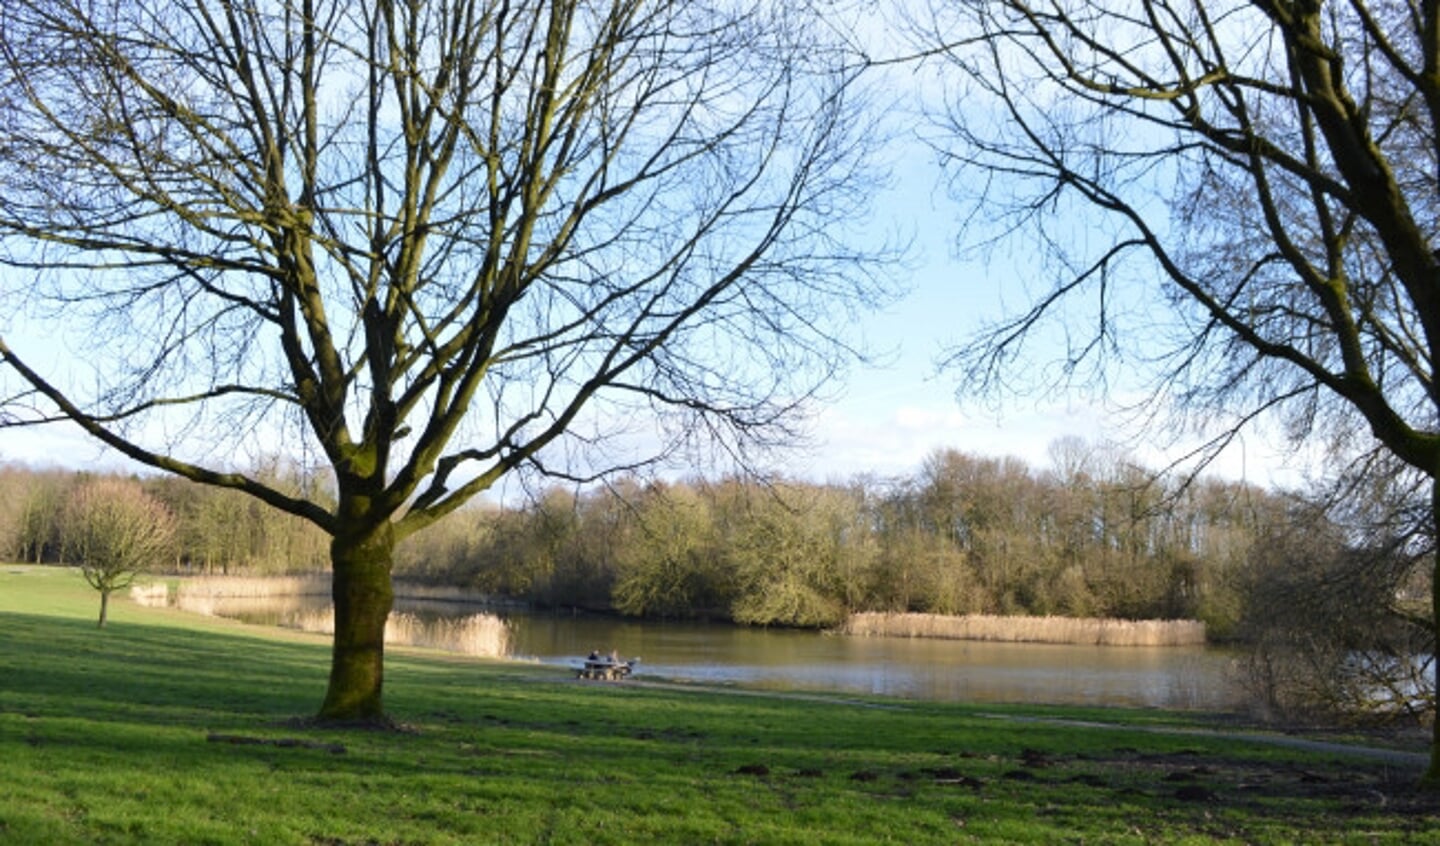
xmin=204 ymin=594 xmax=1244 ymax=711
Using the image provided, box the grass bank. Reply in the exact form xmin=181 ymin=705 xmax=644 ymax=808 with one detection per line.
xmin=2 ymin=565 xmax=1434 ymax=844
xmin=839 ymin=612 xmax=1207 ymax=647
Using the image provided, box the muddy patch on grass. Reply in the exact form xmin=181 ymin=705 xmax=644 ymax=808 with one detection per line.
xmin=1083 ymin=746 xmax=1440 ymax=819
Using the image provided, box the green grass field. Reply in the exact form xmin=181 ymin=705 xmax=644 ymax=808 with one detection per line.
xmin=2 ymin=566 xmax=1436 ymax=844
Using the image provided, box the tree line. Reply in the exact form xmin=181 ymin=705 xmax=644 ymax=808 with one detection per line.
xmin=392 ymin=440 xmax=1319 ymax=636
xmin=0 ymin=460 xmax=330 ymax=575
xmin=3 ymin=438 xmax=1431 ymax=723
xmin=3 ymin=440 xmax=1422 ymax=638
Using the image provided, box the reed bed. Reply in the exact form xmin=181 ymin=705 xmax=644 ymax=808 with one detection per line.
xmin=175 ymin=593 xmax=320 ymax=618
xmin=387 ymin=611 xmax=512 ymax=657
xmin=283 ymin=607 xmax=510 ymax=658
xmin=167 ymin=574 xmax=501 ymax=604
xmin=127 ymin=581 xmax=171 ymax=608
xmin=175 ymin=574 xmax=331 ymax=600
xmin=838 ymin=612 xmax=1206 ymax=647
xmin=143 ymin=574 xmax=512 ymax=654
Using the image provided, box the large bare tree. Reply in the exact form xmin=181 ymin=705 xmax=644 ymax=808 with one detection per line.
xmin=0 ymin=0 xmax=892 ymax=721
xmin=917 ymin=0 xmax=1440 ymax=782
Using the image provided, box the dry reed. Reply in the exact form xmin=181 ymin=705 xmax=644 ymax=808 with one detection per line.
xmin=176 ymin=574 xmax=331 ymax=600
xmin=155 ymin=575 xmax=512 ymax=655
xmin=128 ymin=582 xmax=171 ymax=607
xmin=177 ymin=593 xmax=320 ymax=617
xmin=386 ymin=611 xmax=512 ymax=657
xmin=281 ymin=607 xmax=510 ymax=657
xmin=170 ymin=575 xmax=501 ymax=604
xmin=837 ymin=612 xmax=1206 ymax=647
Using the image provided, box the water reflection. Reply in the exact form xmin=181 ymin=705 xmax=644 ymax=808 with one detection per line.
xmin=511 ymin=614 xmax=1239 ymax=710
xmin=178 ymin=593 xmax=1243 ymax=710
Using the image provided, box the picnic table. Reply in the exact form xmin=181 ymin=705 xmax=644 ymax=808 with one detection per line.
xmin=577 ymin=656 xmax=636 ymax=680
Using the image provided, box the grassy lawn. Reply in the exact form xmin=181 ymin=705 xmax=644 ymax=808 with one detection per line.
xmin=1 ymin=565 xmax=1436 ymax=844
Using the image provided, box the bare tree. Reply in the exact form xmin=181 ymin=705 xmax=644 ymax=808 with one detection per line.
xmin=0 ymin=0 xmax=894 ymax=721
xmin=65 ymin=478 xmax=176 ymax=627
xmin=917 ymin=0 xmax=1440 ymax=782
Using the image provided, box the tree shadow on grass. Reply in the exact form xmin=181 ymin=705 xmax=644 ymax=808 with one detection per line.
xmin=0 ymin=611 xmax=327 ymax=726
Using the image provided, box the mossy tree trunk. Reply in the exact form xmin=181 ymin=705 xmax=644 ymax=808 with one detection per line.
xmin=318 ymin=509 xmax=396 ymax=723
xmin=1426 ymin=481 xmax=1440 ymax=788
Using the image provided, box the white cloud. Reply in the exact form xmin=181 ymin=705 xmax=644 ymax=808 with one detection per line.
xmin=778 ymin=387 xmax=1308 ymax=490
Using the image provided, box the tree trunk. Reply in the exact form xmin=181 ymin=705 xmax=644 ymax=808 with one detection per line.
xmin=1427 ymin=479 xmax=1440 ymax=787
xmin=317 ymin=520 xmax=395 ymax=722
xmin=97 ymin=588 xmax=109 ymax=628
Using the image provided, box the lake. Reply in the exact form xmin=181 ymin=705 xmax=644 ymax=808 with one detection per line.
xmin=188 ymin=593 xmax=1245 ymax=711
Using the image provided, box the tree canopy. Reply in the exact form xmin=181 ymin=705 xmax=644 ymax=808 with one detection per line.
xmin=0 ymin=0 xmax=894 ymax=720
xmin=65 ymin=478 xmax=176 ymax=627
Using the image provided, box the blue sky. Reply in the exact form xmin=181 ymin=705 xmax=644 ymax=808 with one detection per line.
xmin=0 ymin=128 xmax=1308 ymax=493
xmin=766 ymin=145 xmax=1308 ymax=490
xmin=0 ymin=7 xmax=1313 ymax=495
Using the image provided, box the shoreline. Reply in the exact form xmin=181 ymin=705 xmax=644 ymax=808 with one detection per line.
xmin=133 ymin=574 xmax=1208 ymax=648
xmin=836 ymin=611 xmax=1207 ymax=647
